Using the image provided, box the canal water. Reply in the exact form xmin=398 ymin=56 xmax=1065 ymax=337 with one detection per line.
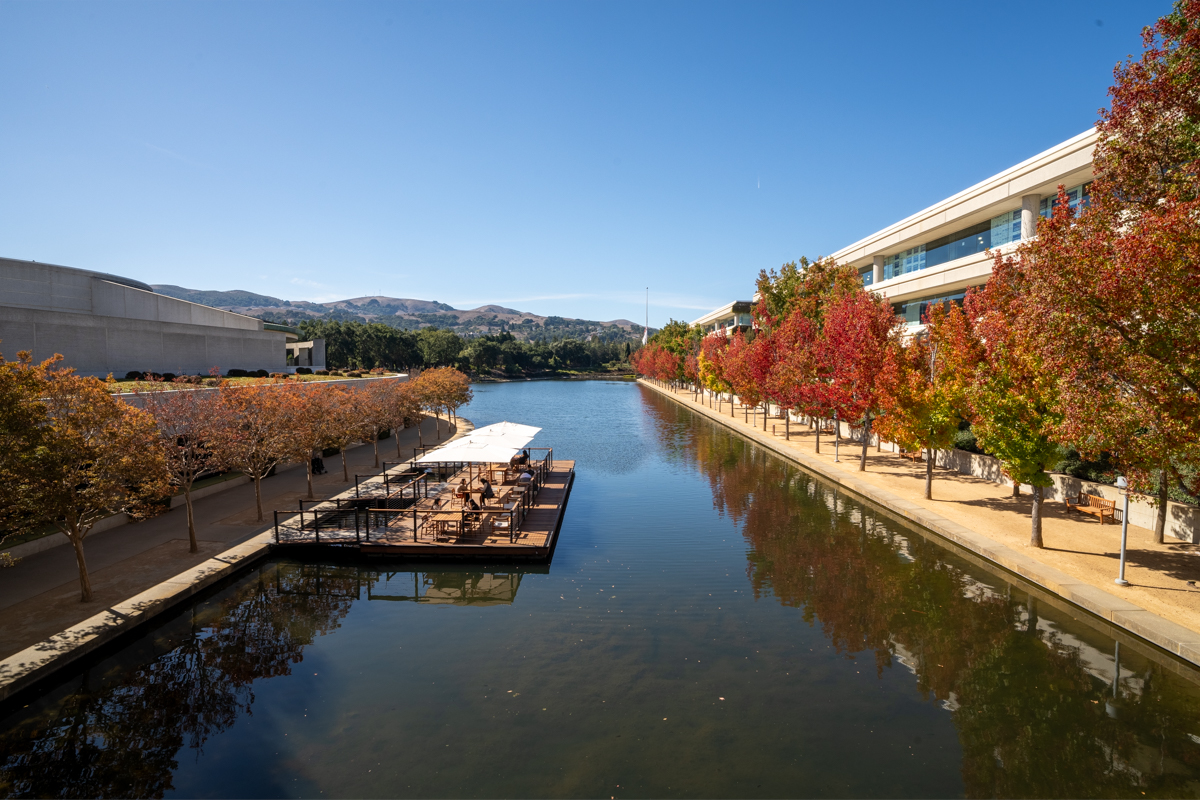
xmin=3 ymin=380 xmax=1200 ymax=798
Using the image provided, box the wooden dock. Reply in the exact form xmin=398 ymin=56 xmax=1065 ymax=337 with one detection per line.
xmin=270 ymin=457 xmax=575 ymax=562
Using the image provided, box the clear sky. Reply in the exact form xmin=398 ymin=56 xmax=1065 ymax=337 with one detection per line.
xmin=0 ymin=0 xmax=1166 ymax=327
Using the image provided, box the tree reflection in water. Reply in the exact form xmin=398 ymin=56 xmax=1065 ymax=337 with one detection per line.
xmin=647 ymin=394 xmax=1200 ymax=798
xmin=0 ymin=562 xmax=527 ymax=799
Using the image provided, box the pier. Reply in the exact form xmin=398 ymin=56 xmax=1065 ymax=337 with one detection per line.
xmin=271 ymin=444 xmax=575 ymax=561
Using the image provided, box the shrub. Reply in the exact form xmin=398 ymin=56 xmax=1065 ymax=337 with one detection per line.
xmin=269 ymin=372 xmax=287 ymax=379
xmin=226 ymin=369 xmax=248 ymax=378
xmin=124 ymin=370 xmax=144 ymax=381
xmin=296 ymin=367 xmax=313 ymax=375
xmin=254 ymin=369 xmax=270 ymax=378
xmin=347 ymin=371 xmax=363 ymax=378
xmin=160 ymin=373 xmax=176 ymax=383
xmin=203 ymin=378 xmax=220 ymax=387
xmin=953 ymin=427 xmax=985 ymax=454
xmin=314 ymin=369 xmax=329 ymax=376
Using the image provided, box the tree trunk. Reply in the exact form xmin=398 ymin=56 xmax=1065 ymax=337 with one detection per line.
xmin=417 ymin=418 xmax=424 ymax=448
xmin=1154 ymin=470 xmax=1168 ymax=544
xmin=306 ymin=455 xmax=315 ymax=499
xmin=373 ymin=433 xmax=380 ymax=468
xmin=70 ymin=530 xmax=93 ymax=602
xmin=253 ymin=475 xmax=264 ymax=522
xmin=924 ymin=452 xmax=934 ymax=500
xmin=785 ymin=413 xmax=790 ymax=440
xmin=1030 ymin=484 xmax=1044 ymax=548
xmin=184 ymin=486 xmax=198 ymax=553
xmin=762 ymin=403 xmax=768 ymax=431
xmin=815 ymin=423 xmax=821 ymax=454
xmin=859 ymin=416 xmax=871 ymax=472
xmin=1012 ymin=481 xmax=1020 ymax=497
xmin=341 ymin=449 xmax=349 ymax=482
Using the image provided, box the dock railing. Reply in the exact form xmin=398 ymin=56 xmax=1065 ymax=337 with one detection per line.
xmin=274 ymin=499 xmax=528 ymax=545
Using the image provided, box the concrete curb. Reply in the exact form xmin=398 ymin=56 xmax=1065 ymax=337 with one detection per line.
xmin=0 ymin=415 xmax=471 ymax=704
xmin=638 ymin=379 xmax=1200 ymax=669
xmin=0 ymin=534 xmax=273 ymax=703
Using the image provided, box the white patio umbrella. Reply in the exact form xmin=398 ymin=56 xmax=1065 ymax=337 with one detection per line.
xmin=469 ymin=422 xmax=540 ymax=448
xmin=414 ymin=437 xmax=521 ymax=464
xmin=471 ymin=421 xmax=541 ymax=439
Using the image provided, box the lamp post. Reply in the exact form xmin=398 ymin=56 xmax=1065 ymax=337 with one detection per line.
xmin=1115 ymin=475 xmax=1131 ymax=587
xmin=833 ymin=411 xmax=840 ymax=463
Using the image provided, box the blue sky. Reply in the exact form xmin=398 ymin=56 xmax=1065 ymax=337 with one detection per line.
xmin=0 ymin=0 xmax=1165 ymax=327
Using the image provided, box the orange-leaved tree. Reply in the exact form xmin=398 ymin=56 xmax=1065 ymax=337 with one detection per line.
xmin=0 ymin=350 xmax=62 ymax=546
xmin=213 ymin=384 xmax=294 ymax=521
xmin=41 ymin=374 xmax=169 ymax=600
xmin=138 ymin=384 xmax=233 ymax=552
xmin=877 ymin=303 xmax=965 ymax=499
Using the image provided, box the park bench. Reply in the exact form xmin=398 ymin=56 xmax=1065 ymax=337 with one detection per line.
xmin=1065 ymin=493 xmax=1117 ymax=524
xmin=898 ymin=448 xmax=923 ymax=463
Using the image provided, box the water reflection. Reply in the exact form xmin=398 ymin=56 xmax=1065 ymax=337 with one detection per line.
xmin=0 ymin=562 xmax=527 ymax=798
xmin=366 ymin=570 xmax=525 ymax=605
xmin=645 ymin=389 xmax=1200 ymax=798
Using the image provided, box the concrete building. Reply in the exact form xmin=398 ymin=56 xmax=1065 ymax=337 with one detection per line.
xmin=691 ymin=300 xmax=755 ymax=337
xmin=0 ymin=257 xmax=287 ymax=376
xmin=694 ymin=127 xmax=1097 ymax=330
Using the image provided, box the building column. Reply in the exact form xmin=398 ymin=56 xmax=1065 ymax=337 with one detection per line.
xmin=872 ymin=255 xmax=885 ymax=285
xmin=1021 ymin=194 xmax=1040 ymax=240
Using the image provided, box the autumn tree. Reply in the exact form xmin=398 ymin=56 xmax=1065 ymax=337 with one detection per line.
xmin=0 ymin=351 xmax=62 ymax=544
xmin=878 ymin=304 xmax=964 ymax=498
xmin=278 ymin=384 xmax=332 ymax=499
xmin=320 ymin=385 xmax=370 ymax=483
xmin=213 ymin=385 xmax=294 ymax=521
xmin=39 ymin=375 xmax=169 ymax=601
xmin=949 ymin=279 xmax=1062 ymax=548
xmin=382 ymin=380 xmax=422 ymax=458
xmin=819 ymin=290 xmax=902 ymax=471
xmin=999 ymin=2 xmax=1200 ymax=542
xmin=138 ymin=385 xmax=233 ymax=552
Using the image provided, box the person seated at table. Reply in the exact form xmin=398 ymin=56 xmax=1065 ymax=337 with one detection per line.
xmin=465 ymin=495 xmax=481 ymax=522
xmin=454 ymin=478 xmax=468 ymax=498
xmin=481 ymin=477 xmax=495 ymax=503
xmin=518 ymin=470 xmax=534 ymax=485
xmin=520 ymin=449 xmax=531 ymax=465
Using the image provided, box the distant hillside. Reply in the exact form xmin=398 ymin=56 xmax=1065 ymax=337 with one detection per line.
xmin=150 ymin=285 xmax=648 ymax=343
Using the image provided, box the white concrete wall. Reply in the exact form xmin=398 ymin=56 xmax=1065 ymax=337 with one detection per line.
xmin=0 ymin=257 xmax=283 ymax=376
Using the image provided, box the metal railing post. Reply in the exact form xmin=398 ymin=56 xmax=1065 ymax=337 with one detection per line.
xmin=274 ymin=510 xmax=279 ymax=543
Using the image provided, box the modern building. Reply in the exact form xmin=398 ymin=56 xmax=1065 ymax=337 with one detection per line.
xmin=694 ymin=128 xmax=1097 ymax=330
xmin=691 ymin=300 xmax=755 ymax=337
xmin=0 ymin=256 xmax=289 ymax=377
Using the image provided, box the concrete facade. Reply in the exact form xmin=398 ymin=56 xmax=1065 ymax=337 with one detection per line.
xmin=0 ymin=257 xmax=285 ymax=376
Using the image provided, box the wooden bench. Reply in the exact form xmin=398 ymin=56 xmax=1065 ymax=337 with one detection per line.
xmin=898 ymin=448 xmax=923 ymax=463
xmin=1065 ymin=493 xmax=1117 ymax=524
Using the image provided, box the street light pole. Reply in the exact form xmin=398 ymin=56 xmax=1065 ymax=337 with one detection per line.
xmin=1115 ymin=475 xmax=1131 ymax=587
xmin=833 ymin=411 xmax=840 ymax=463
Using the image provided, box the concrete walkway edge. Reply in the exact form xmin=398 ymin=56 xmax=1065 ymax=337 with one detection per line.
xmin=639 ymin=379 xmax=1200 ymax=669
xmin=0 ymin=416 xmax=474 ymax=704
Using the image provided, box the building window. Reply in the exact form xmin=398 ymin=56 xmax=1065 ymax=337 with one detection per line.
xmin=884 ymin=246 xmax=926 ymax=280
xmin=1040 ymin=182 xmax=1092 ymax=218
xmin=881 ymin=207 xmax=1025 ymax=281
xmin=859 ymin=267 xmax=874 ymax=287
xmin=891 ymin=290 xmax=967 ymax=326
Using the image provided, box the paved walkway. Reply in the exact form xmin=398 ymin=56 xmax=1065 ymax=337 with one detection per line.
xmin=641 ymin=380 xmax=1200 ymax=649
xmin=0 ymin=416 xmax=460 ymax=661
